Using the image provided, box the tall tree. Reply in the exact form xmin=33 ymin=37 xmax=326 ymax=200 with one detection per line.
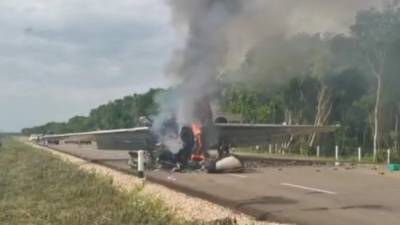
xmin=351 ymin=2 xmax=400 ymax=161
xmin=308 ymin=37 xmax=333 ymax=147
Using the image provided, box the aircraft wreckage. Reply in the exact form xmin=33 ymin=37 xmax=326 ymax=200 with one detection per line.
xmin=41 ymin=118 xmax=338 ymax=173
xmin=41 ymin=97 xmax=337 ymax=173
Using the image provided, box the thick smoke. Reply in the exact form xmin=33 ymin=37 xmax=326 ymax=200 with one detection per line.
xmin=166 ymin=0 xmax=243 ymax=125
xmin=152 ymin=0 xmax=243 ymax=152
xmin=164 ymin=0 xmax=383 ymax=122
xmin=152 ymin=0 xmax=384 ymax=151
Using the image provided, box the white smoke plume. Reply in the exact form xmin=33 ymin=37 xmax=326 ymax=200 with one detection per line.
xmin=165 ymin=0 xmax=244 ymax=126
xmin=152 ymin=0 xmax=384 ymax=153
xmin=151 ymin=0 xmax=385 ymax=150
xmin=164 ymin=0 xmax=383 ymax=124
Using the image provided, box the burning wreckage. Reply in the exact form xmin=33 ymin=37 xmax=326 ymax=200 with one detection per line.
xmin=40 ymin=0 xmax=343 ymax=174
xmin=41 ymin=100 xmax=338 ymax=174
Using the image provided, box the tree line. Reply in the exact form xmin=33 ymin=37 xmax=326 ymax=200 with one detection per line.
xmin=23 ymin=89 xmax=161 ymax=134
xmin=221 ymin=3 xmax=400 ymax=160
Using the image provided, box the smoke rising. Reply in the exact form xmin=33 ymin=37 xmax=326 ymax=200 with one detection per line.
xmin=166 ymin=0 xmax=243 ymax=126
xmin=165 ymin=0 xmax=383 ymax=119
xmin=152 ymin=0 xmax=385 ymax=150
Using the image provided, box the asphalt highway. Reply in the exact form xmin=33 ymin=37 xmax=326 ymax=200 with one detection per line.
xmin=41 ymin=143 xmax=400 ymax=225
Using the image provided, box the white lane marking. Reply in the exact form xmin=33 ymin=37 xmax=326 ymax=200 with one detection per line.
xmin=229 ymin=174 xmax=248 ymax=178
xmin=280 ymin=182 xmax=337 ymax=195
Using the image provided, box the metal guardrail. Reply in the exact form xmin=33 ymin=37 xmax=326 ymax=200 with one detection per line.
xmin=42 ymin=127 xmax=149 ymax=139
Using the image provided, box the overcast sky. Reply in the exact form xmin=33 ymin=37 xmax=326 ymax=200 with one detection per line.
xmin=0 ymin=0 xmax=176 ymax=132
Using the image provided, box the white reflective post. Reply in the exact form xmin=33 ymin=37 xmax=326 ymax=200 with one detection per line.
xmin=335 ymin=145 xmax=339 ymax=161
xmin=268 ymin=144 xmax=272 ymax=154
xmin=387 ymin=149 xmax=391 ymax=165
xmin=316 ymin=145 xmax=320 ymax=158
xmin=334 ymin=145 xmax=340 ymax=166
xmin=358 ymin=147 xmax=362 ymax=162
xmin=138 ymin=150 xmax=145 ymax=178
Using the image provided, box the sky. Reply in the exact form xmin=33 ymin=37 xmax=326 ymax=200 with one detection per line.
xmin=0 ymin=0 xmax=176 ymax=132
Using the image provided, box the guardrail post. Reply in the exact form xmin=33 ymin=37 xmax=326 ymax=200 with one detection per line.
xmin=138 ymin=150 xmax=145 ymax=178
xmin=387 ymin=149 xmax=391 ymax=165
xmin=316 ymin=145 xmax=320 ymax=158
xmin=358 ymin=147 xmax=362 ymax=162
xmin=334 ymin=145 xmax=340 ymax=166
xmin=335 ymin=145 xmax=339 ymax=161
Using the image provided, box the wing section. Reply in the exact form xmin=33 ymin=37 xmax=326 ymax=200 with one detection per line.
xmin=214 ymin=123 xmax=338 ymax=147
xmin=42 ymin=127 xmax=155 ymax=150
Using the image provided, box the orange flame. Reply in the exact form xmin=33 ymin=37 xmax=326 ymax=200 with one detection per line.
xmin=192 ymin=122 xmax=201 ymax=137
xmin=191 ymin=122 xmax=205 ymax=161
xmin=192 ymin=122 xmax=202 ymax=150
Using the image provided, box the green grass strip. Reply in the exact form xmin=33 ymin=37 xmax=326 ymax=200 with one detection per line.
xmin=0 ymin=139 xmax=237 ymax=225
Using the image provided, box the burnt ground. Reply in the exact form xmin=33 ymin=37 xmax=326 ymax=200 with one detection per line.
xmin=34 ymin=142 xmax=400 ymax=225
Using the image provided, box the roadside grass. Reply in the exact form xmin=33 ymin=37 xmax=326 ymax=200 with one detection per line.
xmin=0 ymin=139 xmax=237 ymax=225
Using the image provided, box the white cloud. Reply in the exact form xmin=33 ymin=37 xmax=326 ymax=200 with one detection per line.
xmin=0 ymin=0 xmax=176 ymax=131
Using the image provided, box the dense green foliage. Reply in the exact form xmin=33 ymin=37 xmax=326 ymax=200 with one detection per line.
xmin=0 ymin=139 xmax=238 ymax=225
xmin=221 ymin=4 xmax=400 ymax=155
xmin=23 ymin=4 xmax=400 ymax=155
xmin=221 ymin=70 xmax=372 ymax=154
xmin=23 ymin=89 xmax=162 ymax=134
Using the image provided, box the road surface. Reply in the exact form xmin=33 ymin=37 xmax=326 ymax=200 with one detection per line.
xmin=40 ymin=143 xmax=400 ymax=225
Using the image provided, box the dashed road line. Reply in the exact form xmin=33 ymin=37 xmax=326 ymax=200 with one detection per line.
xmin=229 ymin=174 xmax=248 ymax=178
xmin=281 ymin=182 xmax=337 ymax=195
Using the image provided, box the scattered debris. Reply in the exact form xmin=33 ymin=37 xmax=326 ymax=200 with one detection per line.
xmin=206 ymin=156 xmax=244 ymax=173
xmin=388 ymin=163 xmax=400 ymax=172
xmin=167 ymin=175 xmax=177 ymax=182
